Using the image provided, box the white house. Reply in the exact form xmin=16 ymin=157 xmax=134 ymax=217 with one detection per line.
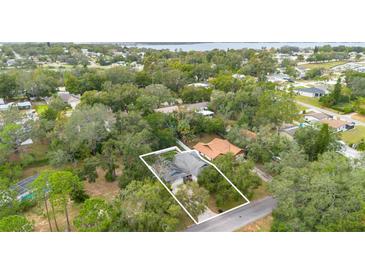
xmin=187 ymin=83 xmax=211 ymax=88
xmin=16 ymin=101 xmax=32 ymax=110
xmin=304 ymin=111 xmax=331 ymax=122
xmin=267 ymin=73 xmax=292 ymax=83
xmin=196 ymin=109 xmax=214 ymax=117
xmin=296 ymin=87 xmax=326 ymax=97
xmin=0 ymin=98 xmax=4 ymax=105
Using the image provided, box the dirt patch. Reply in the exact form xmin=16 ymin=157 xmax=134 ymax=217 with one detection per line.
xmin=236 ymin=214 xmax=273 ymax=232
xmin=25 ymin=201 xmax=81 ymax=232
xmin=84 ymin=168 xmax=121 ymax=202
xmin=207 ymin=195 xmax=220 ymax=214
xmin=351 ymin=113 xmax=365 ymax=123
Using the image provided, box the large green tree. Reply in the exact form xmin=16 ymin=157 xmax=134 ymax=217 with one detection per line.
xmin=271 ymin=152 xmax=365 ymax=232
xmin=294 ymin=124 xmax=340 ymax=161
xmin=74 ymin=198 xmax=114 ymax=232
xmin=0 ymin=215 xmax=33 ymax=232
xmin=113 ymin=179 xmax=182 ymax=232
xmin=175 ymin=181 xmax=209 ymax=220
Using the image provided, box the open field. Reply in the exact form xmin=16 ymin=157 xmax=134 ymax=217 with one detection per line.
xmin=84 ymin=168 xmax=121 ymax=202
xmin=295 ymin=95 xmax=343 ymax=114
xmin=341 ymin=126 xmax=365 ymax=145
xmin=302 ymin=60 xmax=348 ymax=70
xmin=235 ymin=214 xmax=273 ymax=232
xmin=295 ymin=95 xmax=322 ymax=107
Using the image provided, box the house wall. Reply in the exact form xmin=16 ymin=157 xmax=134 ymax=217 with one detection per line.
xmin=298 ymin=91 xmax=317 ymax=97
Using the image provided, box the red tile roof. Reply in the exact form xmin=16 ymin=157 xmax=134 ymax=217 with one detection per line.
xmin=193 ymin=138 xmax=243 ymax=160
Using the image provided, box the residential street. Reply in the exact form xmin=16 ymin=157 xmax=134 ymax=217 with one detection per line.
xmin=186 ymin=196 xmax=277 ymax=232
xmin=296 ymin=100 xmax=364 ymax=159
xmin=296 ymin=100 xmax=365 ymax=127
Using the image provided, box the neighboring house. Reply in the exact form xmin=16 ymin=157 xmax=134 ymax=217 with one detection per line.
xmin=279 ymin=124 xmax=299 ymax=140
xmin=6 ymin=59 xmax=16 ymax=66
xmin=320 ymin=118 xmax=352 ymax=132
xmin=187 ymin=83 xmax=210 ymax=88
xmin=194 ymin=138 xmax=244 ymax=161
xmin=267 ymin=73 xmax=292 ymax=83
xmin=296 ymin=66 xmax=307 ymax=79
xmin=13 ymin=174 xmax=39 ymax=200
xmin=304 ymin=111 xmax=332 ymax=122
xmin=184 ymin=102 xmax=209 ymax=112
xmin=154 ymin=151 xmax=208 ymax=191
xmin=154 ymin=102 xmax=210 ymax=114
xmin=196 ymin=109 xmax=214 ymax=117
xmin=0 ymin=102 xmax=13 ymax=111
xmin=154 ymin=105 xmax=179 ymax=114
xmin=16 ymin=101 xmax=32 ymax=110
xmin=296 ymin=87 xmax=326 ymax=97
xmin=0 ymin=98 xmax=4 ymax=105
xmin=57 ymin=91 xmax=81 ymax=109
xmin=232 ymin=74 xmax=245 ymax=80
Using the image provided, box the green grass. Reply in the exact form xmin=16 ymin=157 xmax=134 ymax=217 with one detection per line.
xmin=302 ymin=60 xmax=348 ymax=70
xmin=34 ymin=105 xmax=48 ymax=115
xmin=340 ymin=126 xmax=365 ymax=145
xmin=295 ymin=95 xmax=322 ymax=107
xmin=296 ymin=103 xmax=308 ymax=112
xmin=295 ymin=95 xmax=344 ymax=114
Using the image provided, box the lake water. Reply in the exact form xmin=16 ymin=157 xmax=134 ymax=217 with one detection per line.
xmin=124 ymin=42 xmax=365 ymax=51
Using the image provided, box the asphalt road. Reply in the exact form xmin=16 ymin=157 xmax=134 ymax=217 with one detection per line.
xmin=186 ymin=196 xmax=277 ymax=232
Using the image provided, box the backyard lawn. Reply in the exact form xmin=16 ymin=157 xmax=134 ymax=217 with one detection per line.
xmin=340 ymin=126 xmax=365 ymax=145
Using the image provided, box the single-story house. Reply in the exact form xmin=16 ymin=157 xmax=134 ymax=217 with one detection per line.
xmin=184 ymin=102 xmax=209 ymax=112
xmin=154 ymin=151 xmax=208 ymax=191
xmin=296 ymin=87 xmax=326 ymax=97
xmin=154 ymin=105 xmax=179 ymax=114
xmin=267 ymin=73 xmax=292 ymax=83
xmin=16 ymin=101 xmax=32 ymax=110
xmin=155 ymin=102 xmax=210 ymax=114
xmin=279 ymin=124 xmax=299 ymax=140
xmin=304 ymin=111 xmax=332 ymax=122
xmin=194 ymin=138 xmax=244 ymax=161
xmin=320 ymin=118 xmax=351 ymax=132
xmin=0 ymin=102 xmax=12 ymax=111
xmin=57 ymin=91 xmax=81 ymax=109
xmin=196 ymin=109 xmax=214 ymax=117
xmin=187 ymin=83 xmax=210 ymax=89
xmin=232 ymin=74 xmax=245 ymax=80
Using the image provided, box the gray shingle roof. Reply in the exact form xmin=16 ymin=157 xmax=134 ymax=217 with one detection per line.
xmin=154 ymin=151 xmax=207 ymax=183
xmin=298 ymin=87 xmax=326 ymax=95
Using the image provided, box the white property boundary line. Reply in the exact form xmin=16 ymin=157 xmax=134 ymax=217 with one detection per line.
xmin=139 ymin=146 xmax=250 ymax=225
